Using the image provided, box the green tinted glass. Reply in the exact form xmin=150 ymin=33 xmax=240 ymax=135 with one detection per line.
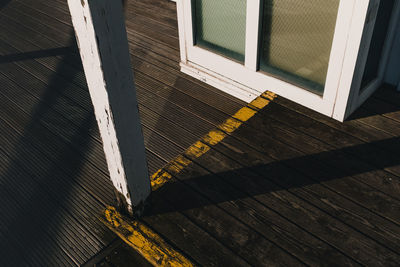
xmin=193 ymin=0 xmax=247 ymax=62
xmin=259 ymin=0 xmax=340 ymax=94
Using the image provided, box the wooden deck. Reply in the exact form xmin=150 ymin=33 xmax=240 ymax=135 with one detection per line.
xmin=1 ymin=0 xmax=400 ymax=265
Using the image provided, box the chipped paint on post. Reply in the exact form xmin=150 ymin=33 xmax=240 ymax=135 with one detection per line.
xmin=67 ymin=0 xmax=151 ymax=214
xmin=102 ymin=91 xmax=276 ymax=265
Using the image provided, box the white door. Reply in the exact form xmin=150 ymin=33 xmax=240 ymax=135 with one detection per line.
xmin=177 ymin=0 xmax=390 ymax=120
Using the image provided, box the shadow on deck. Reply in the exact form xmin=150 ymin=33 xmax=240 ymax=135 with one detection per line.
xmin=0 ymin=0 xmax=400 ymax=266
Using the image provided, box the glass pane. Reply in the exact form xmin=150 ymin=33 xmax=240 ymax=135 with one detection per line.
xmin=193 ymin=0 xmax=247 ymax=62
xmin=259 ymin=0 xmax=340 ymax=95
xmin=361 ymin=0 xmax=394 ymax=90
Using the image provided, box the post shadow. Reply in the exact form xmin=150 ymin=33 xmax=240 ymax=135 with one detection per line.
xmin=147 ymin=134 xmax=400 ymax=216
xmin=0 ymin=47 xmax=73 ymax=63
xmin=0 ymin=35 xmax=101 ymax=265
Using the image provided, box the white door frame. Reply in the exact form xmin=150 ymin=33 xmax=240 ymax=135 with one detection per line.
xmin=177 ymin=0 xmax=397 ymax=121
xmin=333 ymin=0 xmax=400 ymax=120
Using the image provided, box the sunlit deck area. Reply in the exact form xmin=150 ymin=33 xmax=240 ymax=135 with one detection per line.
xmin=1 ymin=0 xmax=400 ymax=265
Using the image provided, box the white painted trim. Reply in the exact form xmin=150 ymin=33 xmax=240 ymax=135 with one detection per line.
xmin=342 ymin=0 xmax=380 ymax=120
xmin=245 ymin=0 xmax=261 ymax=71
xmin=181 ymin=0 xmax=364 ymax=119
xmin=184 ymin=47 xmax=333 ymax=115
xmin=324 ymin=0 xmax=361 ymax=112
xmin=180 ymin=61 xmax=258 ymax=102
xmin=332 ymin=0 xmax=371 ymax=121
xmin=351 ymin=79 xmax=381 ymax=114
xmin=358 ymin=0 xmax=400 ymax=101
xmin=178 ymin=0 xmax=390 ymax=121
xmin=68 ymin=0 xmax=150 ymax=214
xmin=182 ymin=0 xmax=194 ymax=50
xmin=176 ymin=0 xmax=187 ymax=62
xmin=335 ymin=0 xmax=400 ymax=120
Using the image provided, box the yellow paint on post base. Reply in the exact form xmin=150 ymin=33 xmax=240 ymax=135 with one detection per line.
xmin=102 ymin=91 xmax=277 ymax=267
xmin=102 ymin=206 xmax=193 ymax=267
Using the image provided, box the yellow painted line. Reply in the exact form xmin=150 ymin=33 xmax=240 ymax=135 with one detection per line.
xmin=102 ymin=206 xmax=193 ymax=267
xmin=151 ymin=91 xmax=276 ymax=191
xmin=102 ymin=91 xmax=277 ymax=267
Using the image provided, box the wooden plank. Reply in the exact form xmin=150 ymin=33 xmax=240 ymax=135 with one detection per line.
xmin=125 ymin=0 xmax=178 ymax=29
xmin=67 ymin=0 xmax=150 ymax=214
xmin=2 ymin=1 xmax=245 ymax=121
xmin=208 ymin=128 xmax=400 ymax=264
xmin=0 ymin=36 xmax=167 ymax=190
xmin=125 ymin=7 xmax=178 ymax=36
xmin=0 ymin=67 xmax=114 ymax=202
xmin=270 ymin=98 xmax=400 ymax=200
xmin=64 ymin=0 xmax=244 ymax=106
xmin=0 ymin=6 xmax=265 ymax=264
xmin=350 ymin=107 xmax=400 ymax=136
xmin=126 ymin=90 xmax=400 ymax=263
xmin=0 ymin=128 xmax=86 ymax=265
xmin=0 ymin=77 xmax=119 ymax=240
xmin=82 ymin=239 xmax=152 ymax=267
xmin=0 ymin=219 xmax=32 ymax=266
xmin=0 ymin=66 xmax=249 ymax=266
xmin=170 ymin=157 xmax=359 ymax=264
xmin=26 ymin=0 xmax=182 ymax=62
xmin=239 ymin=103 xmax=400 ymax=222
xmin=0 ymin=28 xmax=188 ymax=177
xmin=0 ymin=24 xmax=185 ymax=175
xmin=150 ymin=174 xmax=303 ymax=266
xmin=0 ymin=41 xmax=107 ymax=176
xmin=354 ymin=96 xmax=400 ymax=124
xmin=31 ymin=0 xmax=245 ymax=105
xmin=106 ymin=99 xmax=363 ymax=265
xmin=0 ymin=3 xmax=241 ymax=155
xmin=274 ymin=94 xmax=395 ymax=145
xmin=1 ymin=0 xmax=399 ymax=265
xmin=128 ymin=103 xmax=385 ymax=264
xmin=213 ymin=133 xmax=400 ymax=254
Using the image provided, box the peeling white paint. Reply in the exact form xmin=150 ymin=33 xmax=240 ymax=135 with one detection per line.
xmin=68 ymin=0 xmax=150 ymax=213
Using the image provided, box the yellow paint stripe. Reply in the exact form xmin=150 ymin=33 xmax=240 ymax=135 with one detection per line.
xmin=248 ymin=96 xmax=271 ymax=110
xmin=102 ymin=206 xmax=193 ymax=267
xmin=151 ymin=169 xmax=173 ymax=191
xmin=202 ymin=129 xmax=227 ymax=146
xmin=150 ymin=91 xmax=276 ymax=191
xmin=232 ymin=106 xmax=257 ymax=122
xmin=103 ymin=91 xmax=276 ymax=267
xmin=262 ymin=91 xmax=277 ymax=101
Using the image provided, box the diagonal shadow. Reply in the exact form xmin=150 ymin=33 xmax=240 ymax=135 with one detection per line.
xmin=348 ymin=84 xmax=400 ymax=120
xmin=0 ymin=46 xmax=73 ymax=63
xmin=0 ymin=35 xmax=99 ymax=265
xmin=148 ymin=135 xmax=400 ymax=216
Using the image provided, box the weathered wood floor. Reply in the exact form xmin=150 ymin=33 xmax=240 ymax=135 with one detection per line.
xmin=1 ymin=0 xmax=400 ymax=265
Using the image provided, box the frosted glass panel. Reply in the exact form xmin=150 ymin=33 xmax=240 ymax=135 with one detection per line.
xmin=193 ymin=0 xmax=246 ymax=62
xmin=259 ymin=0 xmax=340 ymax=94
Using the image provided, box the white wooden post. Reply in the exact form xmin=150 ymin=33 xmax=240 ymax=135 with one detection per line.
xmin=67 ymin=0 xmax=151 ymax=215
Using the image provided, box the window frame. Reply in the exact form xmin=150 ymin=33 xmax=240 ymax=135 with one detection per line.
xmin=178 ymin=0 xmax=377 ymax=120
